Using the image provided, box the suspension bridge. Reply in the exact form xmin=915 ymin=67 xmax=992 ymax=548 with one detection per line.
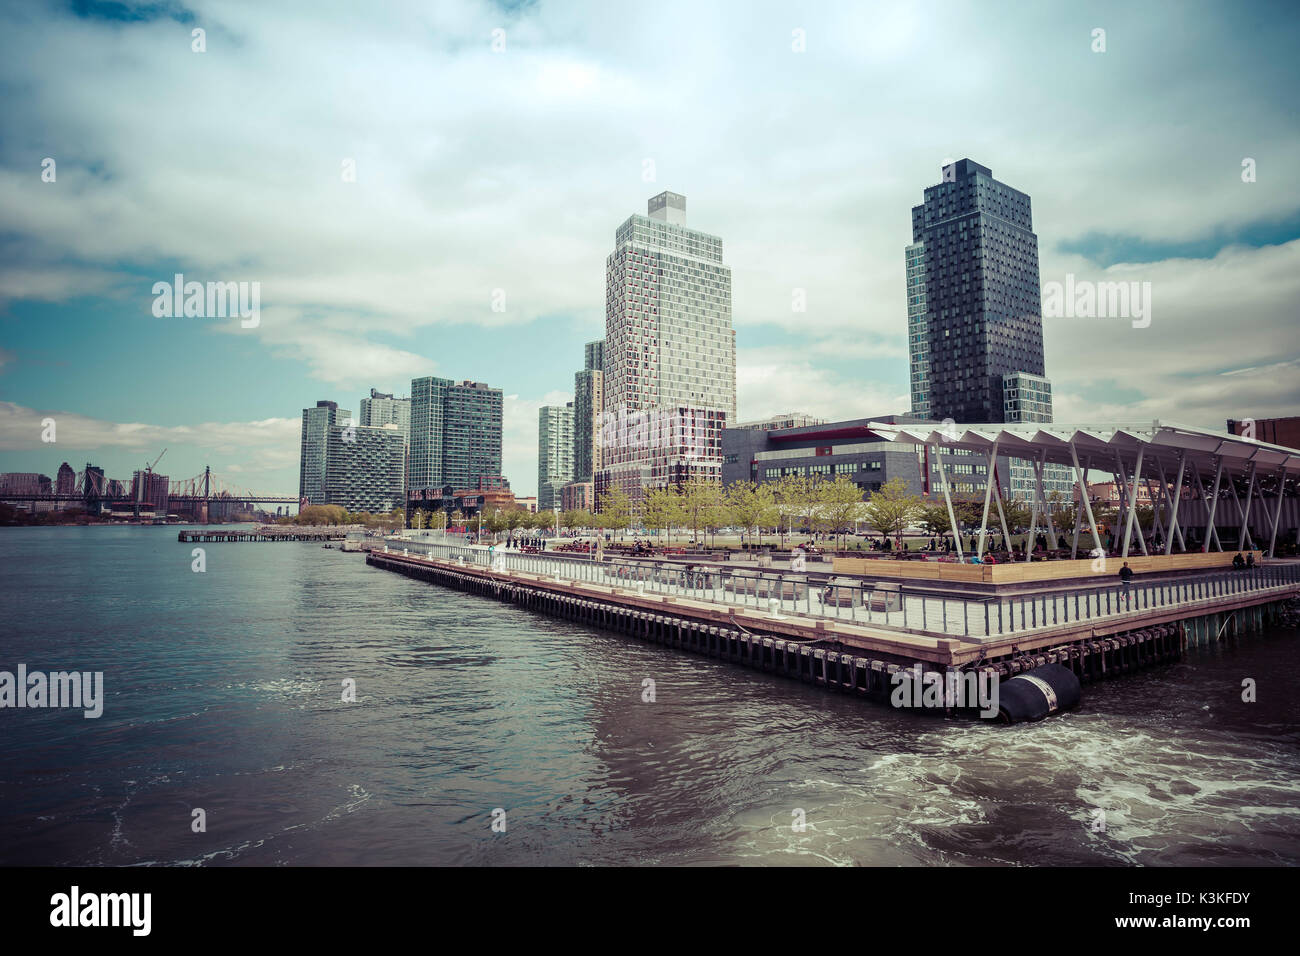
xmin=2 ymin=465 xmax=298 ymax=521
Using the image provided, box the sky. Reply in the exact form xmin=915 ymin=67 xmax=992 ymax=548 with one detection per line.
xmin=1 ymin=0 xmax=1298 ymax=500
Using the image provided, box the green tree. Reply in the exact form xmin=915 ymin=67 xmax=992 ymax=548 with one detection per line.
xmin=862 ymin=478 xmax=922 ymax=549
xmin=917 ymin=502 xmax=952 ymax=536
xmin=679 ymin=477 xmax=723 ymax=544
xmin=642 ymin=487 xmax=673 ymax=541
xmin=295 ymin=504 xmax=347 ymax=526
xmin=799 ymin=474 xmax=828 ymax=541
xmin=773 ymin=474 xmax=808 ymax=546
xmin=597 ymin=485 xmax=632 ymax=537
xmin=1002 ymin=499 xmax=1031 ymax=534
xmin=504 ymin=506 xmax=529 ymax=542
xmin=817 ymin=475 xmax=864 ymax=548
xmin=726 ymin=480 xmax=775 ymax=546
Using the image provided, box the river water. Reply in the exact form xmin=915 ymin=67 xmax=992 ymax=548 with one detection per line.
xmin=1 ymin=525 xmax=1297 ymax=866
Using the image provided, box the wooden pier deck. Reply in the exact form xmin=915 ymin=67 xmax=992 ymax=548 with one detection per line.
xmin=178 ymin=529 xmax=345 ymax=543
xmin=366 ymin=544 xmax=1300 ymax=697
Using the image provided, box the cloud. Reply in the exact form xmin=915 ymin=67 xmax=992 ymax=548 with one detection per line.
xmin=502 ymin=388 xmax=572 ymax=498
xmin=1042 ymin=240 xmax=1300 ymax=427
xmin=737 ymin=348 xmax=908 ymax=424
xmin=0 ymin=0 xmax=1298 ymax=496
xmin=0 ymin=401 xmax=299 ymax=490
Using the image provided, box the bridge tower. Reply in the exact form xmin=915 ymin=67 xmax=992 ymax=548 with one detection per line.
xmin=202 ymin=465 xmax=211 ymax=524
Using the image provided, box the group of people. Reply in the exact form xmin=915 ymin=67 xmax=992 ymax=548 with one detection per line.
xmin=1232 ymin=552 xmax=1256 ymax=571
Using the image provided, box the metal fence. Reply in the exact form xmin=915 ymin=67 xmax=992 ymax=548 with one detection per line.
xmin=381 ymin=542 xmax=1300 ymax=640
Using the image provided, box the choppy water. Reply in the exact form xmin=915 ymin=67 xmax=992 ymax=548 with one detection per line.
xmin=1 ymin=525 xmax=1297 ymax=866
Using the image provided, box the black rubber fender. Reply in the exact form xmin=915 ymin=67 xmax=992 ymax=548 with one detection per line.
xmin=997 ymin=662 xmax=1081 ymax=723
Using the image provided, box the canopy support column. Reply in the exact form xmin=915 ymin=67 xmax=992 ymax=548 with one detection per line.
xmin=976 ymin=441 xmax=999 ymax=559
xmin=1202 ymin=459 xmax=1224 ymax=552
xmin=1163 ymin=452 xmax=1187 ymax=555
xmin=1268 ymin=466 xmax=1289 ymax=558
xmin=1069 ymin=447 xmax=1101 ymax=559
xmin=932 ymin=442 xmax=963 ymax=562
xmin=1121 ymin=444 xmax=1146 ymax=558
xmin=1235 ymin=461 xmax=1258 ymax=552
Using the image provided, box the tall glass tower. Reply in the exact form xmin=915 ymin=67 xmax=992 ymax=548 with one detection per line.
xmin=908 ymin=160 xmax=1046 ymax=424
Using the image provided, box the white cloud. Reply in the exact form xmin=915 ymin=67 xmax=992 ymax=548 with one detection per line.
xmin=0 ymin=0 xmax=1297 ymax=494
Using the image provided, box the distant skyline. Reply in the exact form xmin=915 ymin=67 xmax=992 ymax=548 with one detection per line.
xmin=2 ymin=0 xmax=1299 ymax=498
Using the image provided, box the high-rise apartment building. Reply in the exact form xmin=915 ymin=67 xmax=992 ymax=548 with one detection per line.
xmin=444 ymin=381 xmax=503 ymax=489
xmin=409 ymin=377 xmax=503 ymax=494
xmin=323 ymin=423 xmax=406 ymax=513
xmin=537 ymin=403 xmax=575 ymax=512
xmin=905 ymin=241 xmax=930 ymax=417
xmin=573 ymin=367 xmax=603 ymax=482
xmin=584 ymin=339 xmax=605 ymax=373
xmin=599 ymin=191 xmax=736 ymax=506
xmin=908 ymin=160 xmax=1047 ymax=424
xmin=359 ymin=388 xmax=411 ymax=443
xmin=55 ymin=462 xmax=75 ymax=499
xmin=409 ymin=377 xmax=450 ymax=491
xmin=299 ymin=400 xmax=349 ymax=505
xmin=130 ymin=470 xmax=169 ymax=512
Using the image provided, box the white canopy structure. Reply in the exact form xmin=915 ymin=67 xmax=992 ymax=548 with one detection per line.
xmin=865 ymin=421 xmax=1299 ymax=561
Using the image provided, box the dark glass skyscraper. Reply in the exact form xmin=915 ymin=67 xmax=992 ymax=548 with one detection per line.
xmin=908 ymin=159 xmax=1045 ymax=424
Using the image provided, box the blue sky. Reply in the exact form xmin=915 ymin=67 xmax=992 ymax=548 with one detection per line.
xmin=2 ymin=0 xmax=1299 ymax=498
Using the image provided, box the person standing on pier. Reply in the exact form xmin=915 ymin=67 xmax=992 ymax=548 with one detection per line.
xmin=1119 ymin=562 xmax=1133 ymax=601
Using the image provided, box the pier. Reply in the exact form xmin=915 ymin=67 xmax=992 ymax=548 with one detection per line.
xmin=177 ymin=528 xmax=346 ymax=543
xmin=366 ymin=541 xmax=1300 ymax=711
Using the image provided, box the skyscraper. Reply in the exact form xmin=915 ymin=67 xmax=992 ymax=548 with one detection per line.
xmin=573 ymin=366 xmax=603 ymax=482
xmin=905 ymin=241 xmax=930 ymax=418
xmin=55 ymin=462 xmax=75 ymax=502
xmin=299 ymin=400 xmax=349 ymax=505
xmin=359 ymin=388 xmax=411 ymax=443
xmin=599 ymin=191 xmax=736 ymax=505
xmin=324 ymin=423 xmax=406 ymax=513
xmin=444 ymin=381 xmax=503 ymax=489
xmin=584 ymin=339 xmax=605 ymax=373
xmin=537 ymin=403 xmax=575 ymax=512
xmin=908 ymin=160 xmax=1048 ymax=424
xmin=409 ymin=377 xmax=503 ymax=494
xmin=130 ymin=470 xmax=169 ymax=513
xmin=409 ymin=377 xmax=451 ymax=491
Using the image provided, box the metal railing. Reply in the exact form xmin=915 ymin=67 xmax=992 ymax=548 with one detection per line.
xmin=378 ymin=542 xmax=1300 ymax=641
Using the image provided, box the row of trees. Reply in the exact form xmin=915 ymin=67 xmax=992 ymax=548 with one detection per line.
xmin=278 ymin=481 xmax=1151 ymax=547
xmin=279 ymin=505 xmax=405 ymax=529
